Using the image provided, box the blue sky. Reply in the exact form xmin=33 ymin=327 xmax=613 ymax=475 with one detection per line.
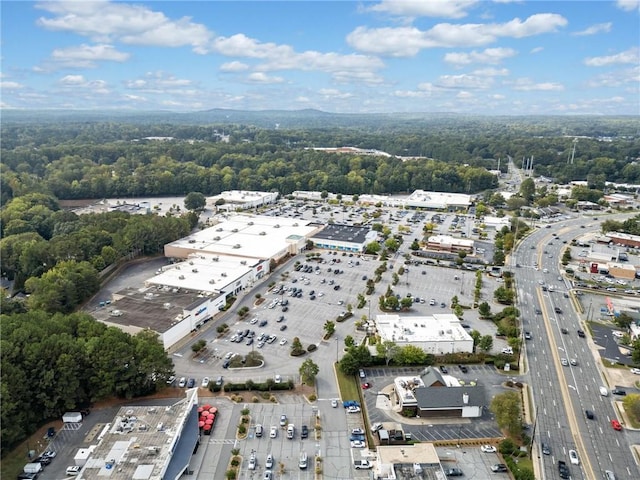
xmin=1 ymin=0 xmax=639 ymax=114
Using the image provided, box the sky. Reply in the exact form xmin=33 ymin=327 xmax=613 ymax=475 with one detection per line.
xmin=1 ymin=0 xmax=639 ymax=115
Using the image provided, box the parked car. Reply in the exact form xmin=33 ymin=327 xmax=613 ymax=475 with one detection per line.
xmin=201 ymin=377 xmax=210 ymax=388
xmin=270 ymin=426 xmax=278 ymax=438
xmin=458 ymin=364 xmax=468 ymax=373
xmin=346 ymin=406 xmax=361 ymax=413
xmin=359 ymin=369 xmax=366 ymax=378
xmin=280 ymin=414 xmax=287 ymax=426
xmin=491 ymin=463 xmax=507 ymax=472
xmin=66 ymin=466 xmax=81 ymax=476
xmin=612 ymin=388 xmax=627 ymax=396
xmin=301 ymin=425 xmax=309 ymax=438
xmin=178 ymin=377 xmax=187 ymax=388
xmin=481 ymin=445 xmax=497 ymax=453
xmin=445 ymin=468 xmax=464 ymax=477
xmin=186 ymin=378 xmax=196 ymax=388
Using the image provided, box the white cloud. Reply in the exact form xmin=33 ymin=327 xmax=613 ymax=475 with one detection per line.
xmin=392 ymin=89 xmax=430 ymax=98
xmin=584 ymin=47 xmax=639 ymax=67
xmin=436 ymin=73 xmax=493 ymax=89
xmin=123 ymin=94 xmax=147 ymax=102
xmin=367 ymin=0 xmax=478 ymax=19
xmin=530 ymin=46 xmax=544 ymax=54
xmin=332 ymin=70 xmax=385 ymax=85
xmin=247 ymin=72 xmax=284 ymax=84
xmin=0 ymin=81 xmax=24 ymax=89
xmin=36 ymin=1 xmax=212 ymax=53
xmin=347 ymin=13 xmax=567 ymax=56
xmin=318 ymin=88 xmax=353 ymax=99
xmin=456 ymin=91 xmax=474 ymax=99
xmin=125 ymin=72 xmax=192 ymax=91
xmin=472 ymin=67 xmax=509 ymax=76
xmin=586 ymin=65 xmax=639 ymax=87
xmin=444 ymin=47 xmax=516 ymax=65
xmin=59 ymin=74 xmax=86 ymax=85
xmin=573 ymin=22 xmax=612 ymax=36
xmin=616 ymin=0 xmax=640 ymax=11
xmin=38 ymin=43 xmax=131 ymax=70
xmin=220 ymin=61 xmax=249 ymax=72
xmin=510 ymin=78 xmax=564 ymax=91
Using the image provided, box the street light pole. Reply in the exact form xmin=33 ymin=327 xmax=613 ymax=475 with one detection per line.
xmin=336 ymin=335 xmax=339 ymax=363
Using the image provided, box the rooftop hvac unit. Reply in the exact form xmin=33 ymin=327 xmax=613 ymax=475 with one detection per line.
xmin=439 ymin=330 xmax=444 ymax=336
xmin=259 ymin=231 xmax=266 ymax=236
xmin=240 ymin=261 xmax=247 ymax=265
xmin=178 ymin=275 xmax=185 ymax=280
xmin=216 ymin=228 xmax=223 ymax=232
xmin=192 ymin=268 xmax=198 ymax=273
xmin=214 ymin=236 xmax=221 ymax=241
xmin=232 ymin=228 xmax=238 ymax=232
xmin=248 ymin=221 xmax=254 ymax=225
xmin=233 ymin=244 xmax=241 ymax=249
xmin=274 ymin=224 xmax=280 ymax=228
xmin=209 ymin=279 xmax=215 ymax=284
xmin=189 ymin=261 xmax=193 ymax=265
xmin=221 ymin=272 xmax=227 ymax=277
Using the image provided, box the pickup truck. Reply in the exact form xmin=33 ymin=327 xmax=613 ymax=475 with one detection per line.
xmin=353 ymin=460 xmax=372 ymax=469
xmin=558 ymin=460 xmax=569 ymax=479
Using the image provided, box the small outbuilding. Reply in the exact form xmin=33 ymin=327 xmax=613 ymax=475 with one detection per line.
xmin=63 ymin=412 xmax=83 ymax=423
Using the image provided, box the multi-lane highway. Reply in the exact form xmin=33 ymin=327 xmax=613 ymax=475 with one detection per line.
xmin=514 ymin=218 xmax=639 ymax=480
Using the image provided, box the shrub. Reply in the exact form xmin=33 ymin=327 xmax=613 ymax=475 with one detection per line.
xmin=241 ymin=408 xmax=250 ymax=416
xmin=308 ymin=394 xmax=317 ymax=402
xmin=230 ymin=459 xmax=240 ymax=467
xmin=231 ymin=448 xmax=240 ymax=456
xmin=237 ymin=425 xmax=246 ymax=434
xmin=252 ymin=396 xmax=259 ymax=403
xmin=307 ymin=344 xmax=317 ymax=352
xmin=261 ymin=392 xmax=271 ymax=399
xmin=225 ymin=470 xmax=237 ymax=480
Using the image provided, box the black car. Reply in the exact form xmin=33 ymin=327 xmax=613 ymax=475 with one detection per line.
xmin=277 ymin=316 xmax=285 ymax=323
xmin=282 ymin=306 xmax=289 ymax=312
xmin=554 ymin=307 xmax=562 ymax=314
xmin=445 ymin=467 xmax=464 ymax=477
xmin=541 ymin=443 xmax=551 ymax=455
xmin=258 ymin=320 xmax=268 ymax=327
xmin=246 ymin=338 xmax=254 ymax=346
xmin=279 ymin=325 xmax=287 ymax=331
xmin=534 ymin=308 xmax=542 ymax=315
xmin=561 ymin=328 xmax=568 ymax=334
xmin=585 ymin=410 xmax=595 ymax=419
xmin=439 ymin=365 xmax=448 ymax=374
xmin=458 ymin=364 xmax=468 ymax=373
xmin=222 ymin=359 xmax=230 ymax=368
xmin=612 ymin=388 xmax=627 ymax=396
xmin=333 ymin=285 xmax=340 ymax=290
xmin=186 ymin=378 xmax=196 ymax=388
xmin=301 ymin=425 xmax=309 ymax=438
xmin=577 ymin=330 xmax=586 ymax=338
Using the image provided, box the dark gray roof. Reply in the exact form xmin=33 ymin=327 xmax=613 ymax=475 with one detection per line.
xmin=311 ymin=224 xmax=370 ymax=243
xmin=419 ymin=366 xmax=446 ymax=387
xmin=414 ymin=385 xmax=487 ymax=409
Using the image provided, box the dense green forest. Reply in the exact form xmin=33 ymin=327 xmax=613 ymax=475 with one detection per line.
xmin=2 ymin=113 xmax=638 ymax=206
xmin=0 ymin=311 xmax=173 ymax=454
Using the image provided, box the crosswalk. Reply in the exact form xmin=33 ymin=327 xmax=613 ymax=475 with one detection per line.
xmin=207 ymin=439 xmax=237 ymax=445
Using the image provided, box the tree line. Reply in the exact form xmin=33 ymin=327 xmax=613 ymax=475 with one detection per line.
xmin=0 ymin=311 xmax=174 ymax=455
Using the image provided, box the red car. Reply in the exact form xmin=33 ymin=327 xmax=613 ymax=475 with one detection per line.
xmin=611 ymin=419 xmax=622 ymax=431
xmin=361 ymin=383 xmax=371 ymax=389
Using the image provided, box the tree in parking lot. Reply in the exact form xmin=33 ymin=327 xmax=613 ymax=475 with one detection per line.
xmin=184 ymin=191 xmax=206 ymax=211
xmin=561 ymin=248 xmax=572 ymax=265
xmin=323 ymin=320 xmax=335 ymax=339
xmin=494 ymin=286 xmax=514 ymax=304
xmin=490 ymin=391 xmax=522 ymax=437
xmin=299 ymin=359 xmax=320 ymax=385
xmin=191 ymin=339 xmax=207 ymax=353
xmin=616 ymin=312 xmax=634 ymax=329
xmin=393 ymin=345 xmax=430 ymax=366
xmin=339 ymin=345 xmax=372 ymax=375
xmin=478 ymin=335 xmax=493 ymax=352
xmin=478 ymin=301 xmax=492 ymax=318
xmin=344 ymin=335 xmax=355 ymax=348
xmin=364 ymin=241 xmax=381 ymax=255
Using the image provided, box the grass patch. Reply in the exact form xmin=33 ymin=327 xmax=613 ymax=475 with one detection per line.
xmin=334 ymin=363 xmax=359 ymax=402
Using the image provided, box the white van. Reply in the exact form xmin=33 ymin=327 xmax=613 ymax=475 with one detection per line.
xmin=298 ymin=451 xmax=308 ymax=469
xmin=600 ymin=386 xmax=609 ymax=396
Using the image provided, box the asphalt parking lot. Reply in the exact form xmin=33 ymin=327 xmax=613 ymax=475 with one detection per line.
xmin=360 ymin=366 xmax=506 ymax=444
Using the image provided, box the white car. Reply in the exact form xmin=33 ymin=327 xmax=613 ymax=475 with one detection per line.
xmin=346 ymin=406 xmax=361 ymax=413
xmin=270 ymin=426 xmax=278 ymax=438
xmin=481 ymin=445 xmax=497 ymax=453
xmin=352 ymin=428 xmax=365 ymax=435
xmin=274 ymin=374 xmax=282 ymax=384
xmin=331 ymin=399 xmax=338 ymax=408
xmin=631 ymin=368 xmax=640 ymax=375
xmin=279 ymin=338 xmax=288 ymax=346
xmin=250 ymin=317 xmax=259 ymax=324
xmin=569 ymin=449 xmax=580 ymax=465
xmin=350 ymin=440 xmax=366 ymax=448
xmin=66 ymin=466 xmax=81 ymax=476
xmin=265 ymin=453 xmax=274 ymax=469
xmin=201 ymin=377 xmax=210 ymax=387
xmin=501 ymin=348 xmax=513 ymax=354
xmin=248 ymin=454 xmax=257 ymax=470
xmin=178 ymin=377 xmax=187 ymax=388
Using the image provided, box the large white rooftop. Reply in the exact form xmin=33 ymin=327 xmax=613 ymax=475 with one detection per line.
xmin=375 ymin=314 xmax=473 ymax=344
xmin=405 ymin=190 xmax=471 ymax=209
xmin=165 ymin=214 xmax=320 ymax=260
xmin=146 ymin=254 xmax=257 ymax=294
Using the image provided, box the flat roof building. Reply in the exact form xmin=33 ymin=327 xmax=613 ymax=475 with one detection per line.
xmin=373 ymin=443 xmax=444 ymax=480
xmin=206 ymin=190 xmax=278 ymax=211
xmin=425 ymin=235 xmax=474 ymax=254
xmin=405 ymin=190 xmax=471 ymax=210
xmin=164 ymin=214 xmax=321 ymax=262
xmin=375 ymin=314 xmax=474 ymax=355
xmin=310 ymin=223 xmax=376 ymax=252
xmin=77 ymin=389 xmax=200 ymax=480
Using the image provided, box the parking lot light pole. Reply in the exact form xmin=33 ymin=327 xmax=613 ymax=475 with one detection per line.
xmin=336 ymin=335 xmax=339 ymax=362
